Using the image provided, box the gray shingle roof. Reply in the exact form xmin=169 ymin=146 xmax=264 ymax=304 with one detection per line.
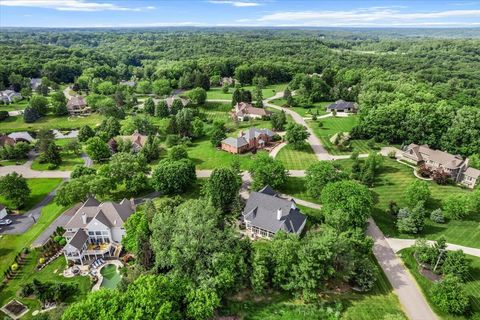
xmin=327 ymin=100 xmax=356 ymax=111
xmin=68 ymin=229 xmax=89 ymax=251
xmin=222 ymin=136 xmax=248 ymax=148
xmin=243 ymin=186 xmax=307 ymax=235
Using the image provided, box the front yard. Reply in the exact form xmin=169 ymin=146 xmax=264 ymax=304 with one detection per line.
xmin=275 ymin=144 xmax=318 ymax=170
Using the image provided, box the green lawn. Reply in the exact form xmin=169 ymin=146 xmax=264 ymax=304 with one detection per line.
xmin=0 ymin=201 xmax=66 ymax=279
xmin=400 ymin=247 xmax=480 ymax=319
xmin=0 ymin=159 xmax=28 ymax=166
xmin=275 ymin=144 xmax=318 ymax=170
xmin=0 ymin=100 xmax=28 ymax=112
xmin=279 ymin=177 xmax=320 ymax=205
xmin=0 ymin=114 xmax=104 ymax=133
xmin=307 ymin=116 xmax=383 ymax=155
xmin=0 ymin=178 xmax=63 ymax=212
xmin=270 ymin=99 xmax=330 ymax=117
xmin=0 ymin=249 xmax=91 ymax=319
xmin=31 ymin=152 xmax=84 ymax=171
xmin=371 ymin=159 xmax=477 ymax=247
xmin=219 ymin=257 xmax=405 ymax=320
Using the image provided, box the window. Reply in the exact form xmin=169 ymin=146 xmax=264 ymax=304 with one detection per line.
xmin=95 ymin=231 xmax=102 ymax=235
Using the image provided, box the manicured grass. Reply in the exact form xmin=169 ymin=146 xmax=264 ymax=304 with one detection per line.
xmin=0 ymin=201 xmax=66 ymax=279
xmin=0 ymin=178 xmax=62 ymax=212
xmin=371 ymin=159 xmax=477 ymax=247
xmin=0 ymin=249 xmax=91 ymax=318
xmin=0 ymin=114 xmax=104 ymax=133
xmin=275 ymin=144 xmax=318 ymax=170
xmin=219 ymin=257 xmax=405 ymax=320
xmin=0 ymin=159 xmax=27 ymax=166
xmin=0 ymin=100 xmax=28 ymax=112
xmin=31 ymin=152 xmax=84 ymax=171
xmin=399 ymin=247 xmax=480 ymax=319
xmin=279 ymin=177 xmax=319 ymax=205
xmin=270 ymin=99 xmax=330 ymax=117
xmin=186 ymin=137 xmax=268 ymax=170
xmin=199 ymin=102 xmax=232 ymax=123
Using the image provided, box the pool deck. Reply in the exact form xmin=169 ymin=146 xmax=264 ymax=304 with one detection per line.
xmin=91 ymin=260 xmax=124 ymax=291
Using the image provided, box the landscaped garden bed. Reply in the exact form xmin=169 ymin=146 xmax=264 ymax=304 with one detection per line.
xmin=1 ymin=299 xmax=29 ymax=319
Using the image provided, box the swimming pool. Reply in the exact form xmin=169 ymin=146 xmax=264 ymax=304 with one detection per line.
xmin=100 ymin=264 xmax=121 ymax=289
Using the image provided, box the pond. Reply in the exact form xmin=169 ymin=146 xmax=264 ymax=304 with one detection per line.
xmin=100 ymin=264 xmax=121 ymax=289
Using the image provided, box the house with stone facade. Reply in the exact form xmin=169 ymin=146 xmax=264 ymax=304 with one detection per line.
xmin=231 ymin=102 xmax=271 ymax=121
xmin=221 ymin=128 xmax=275 ymax=154
xmin=62 ymin=198 xmax=135 ymax=265
xmin=242 ymin=186 xmax=307 ymax=239
xmin=402 ymin=143 xmax=480 ymax=188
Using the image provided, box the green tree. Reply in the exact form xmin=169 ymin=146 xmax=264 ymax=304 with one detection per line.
xmin=29 ymin=95 xmax=49 ymax=115
xmin=270 ymin=110 xmax=287 ymax=131
xmin=97 ymin=117 xmax=121 ymax=140
xmin=285 ymin=123 xmax=310 ymax=150
xmin=168 ymin=145 xmax=189 ymax=161
xmin=254 ymin=87 xmax=263 ymax=108
xmin=0 ymin=172 xmax=30 ymax=209
xmin=249 ymin=153 xmax=288 ymax=190
xmin=151 ymin=159 xmax=196 ymax=194
xmin=203 ymin=167 xmax=241 ymax=214
xmin=321 ymin=180 xmax=373 ymax=230
xmin=305 ymin=161 xmax=346 ymax=198
xmin=85 ymin=137 xmax=111 ymax=162
xmin=443 ymin=194 xmax=470 ymax=220
xmin=192 ymin=118 xmax=205 ymax=138
xmin=175 ymin=108 xmax=194 ymax=137
xmin=23 ymin=106 xmax=40 ymax=123
xmin=404 ymin=180 xmax=431 ymax=208
xmin=442 ymin=250 xmax=469 ymax=282
xmin=187 ymin=87 xmax=207 ymax=105
xmin=41 ymin=142 xmax=62 ymax=166
xmin=210 ymin=122 xmax=227 ymax=147
xmin=78 ymin=125 xmax=95 ymax=142
xmin=70 ymin=165 xmax=96 ymax=179
xmin=396 ymin=202 xmax=426 ymax=234
xmin=155 ymin=100 xmax=170 ymax=118
xmin=143 ymin=97 xmax=155 ymax=116
xmin=430 ymin=275 xmax=470 ymax=315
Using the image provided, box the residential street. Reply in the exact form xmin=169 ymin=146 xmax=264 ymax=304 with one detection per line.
xmin=386 ymin=238 xmax=480 ymax=258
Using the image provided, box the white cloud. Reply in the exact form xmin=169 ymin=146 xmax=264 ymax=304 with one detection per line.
xmin=256 ymin=7 xmax=480 ymax=27
xmin=0 ymin=0 xmax=155 ymax=12
xmin=209 ymin=1 xmax=260 ymax=7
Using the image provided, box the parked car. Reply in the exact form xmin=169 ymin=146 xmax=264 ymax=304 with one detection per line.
xmin=0 ymin=219 xmax=12 ymax=225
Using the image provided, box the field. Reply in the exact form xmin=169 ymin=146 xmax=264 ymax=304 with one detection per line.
xmin=400 ymin=248 xmax=480 ymax=319
xmin=0 ymin=114 xmax=104 ymax=133
xmin=0 ymin=100 xmax=28 ymax=112
xmin=275 ymin=144 xmax=318 ymax=170
xmin=31 ymin=152 xmax=83 ymax=171
xmin=188 ymin=83 xmax=287 ymax=101
xmin=270 ymin=99 xmax=330 ymax=117
xmin=0 ymin=178 xmax=63 ymax=212
xmin=219 ymin=257 xmax=406 ymax=320
xmin=307 ymin=116 xmax=383 ymax=155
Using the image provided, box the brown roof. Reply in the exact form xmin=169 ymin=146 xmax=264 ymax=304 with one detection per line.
xmin=405 ymin=144 xmax=465 ymax=169
xmin=235 ymin=102 xmax=270 ymax=117
xmin=67 ymin=96 xmax=87 ymax=109
xmin=115 ymin=131 xmax=148 ymax=149
xmin=0 ymin=135 xmax=15 ymax=147
xmin=464 ymin=167 xmax=480 ymax=179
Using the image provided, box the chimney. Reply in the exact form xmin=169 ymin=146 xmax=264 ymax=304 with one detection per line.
xmin=277 ymin=208 xmax=282 ymax=220
xmin=81 ymin=212 xmax=87 ymax=225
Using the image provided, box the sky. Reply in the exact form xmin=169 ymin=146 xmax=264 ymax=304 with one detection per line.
xmin=0 ymin=0 xmax=479 ymax=28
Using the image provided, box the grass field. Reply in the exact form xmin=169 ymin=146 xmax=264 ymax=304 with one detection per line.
xmin=0 ymin=114 xmax=104 ymax=133
xmin=400 ymin=247 xmax=480 ymax=319
xmin=275 ymin=144 xmax=318 ymax=170
xmin=270 ymin=99 xmax=330 ymax=117
xmin=219 ymin=257 xmax=405 ymax=320
xmin=279 ymin=177 xmax=320 ymax=204
xmin=0 ymin=100 xmax=28 ymax=112
xmin=31 ymin=152 xmax=84 ymax=171
xmin=307 ymin=116 xmax=383 ymax=155
xmin=0 ymin=249 xmax=91 ymax=319
xmin=0 ymin=178 xmax=63 ymax=212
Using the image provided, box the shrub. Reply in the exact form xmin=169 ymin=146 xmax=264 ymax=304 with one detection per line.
xmin=59 ymin=238 xmax=67 ymax=246
xmin=0 ymin=110 xmax=9 ymax=121
xmin=442 ymin=250 xmax=469 ymax=282
xmin=53 ymin=235 xmax=62 ymax=243
xmin=165 ymin=134 xmax=181 ymax=148
xmin=388 ymin=150 xmax=396 ymax=159
xmin=432 ymin=169 xmax=451 ymax=185
xmin=39 ymin=258 xmax=45 ymax=265
xmin=430 ymin=275 xmax=470 ymax=315
xmin=430 ymin=209 xmax=445 ymax=223
xmin=350 ymin=258 xmax=377 ymax=292
xmin=417 ymin=165 xmax=432 ymax=178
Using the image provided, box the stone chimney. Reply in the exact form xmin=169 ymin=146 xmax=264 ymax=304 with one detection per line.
xmin=277 ymin=208 xmax=282 ymax=220
xmin=81 ymin=212 xmax=87 ymax=225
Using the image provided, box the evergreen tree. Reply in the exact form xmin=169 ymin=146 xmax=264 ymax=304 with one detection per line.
xmin=144 ymin=97 xmax=155 ymax=116
xmin=155 ymin=100 xmax=169 ymax=118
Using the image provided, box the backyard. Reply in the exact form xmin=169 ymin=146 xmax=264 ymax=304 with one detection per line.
xmin=400 ymin=247 xmax=480 ymax=320
xmin=275 ymin=144 xmax=318 ymax=170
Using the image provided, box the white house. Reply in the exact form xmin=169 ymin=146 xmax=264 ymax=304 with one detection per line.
xmin=0 ymin=204 xmax=7 ymax=220
xmin=62 ymin=198 xmax=135 ymax=265
xmin=0 ymin=90 xmax=22 ymax=103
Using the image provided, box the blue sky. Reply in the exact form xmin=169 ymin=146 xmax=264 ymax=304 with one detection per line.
xmin=0 ymin=0 xmax=479 ymax=28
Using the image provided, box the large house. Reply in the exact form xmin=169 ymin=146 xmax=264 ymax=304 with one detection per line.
xmin=231 ymin=102 xmax=271 ymax=121
xmin=326 ymin=100 xmax=357 ymax=113
xmin=8 ymin=131 xmax=35 ymax=144
xmin=63 ymin=198 xmax=135 ymax=265
xmin=402 ymin=144 xmax=480 ymax=188
xmin=0 ymin=135 xmax=16 ymax=147
xmin=0 ymin=90 xmax=22 ymax=104
xmin=67 ymin=97 xmax=90 ymax=115
xmin=221 ymin=128 xmax=275 ymax=154
xmin=110 ymin=130 xmax=148 ymax=153
xmin=242 ymin=186 xmax=307 ymax=239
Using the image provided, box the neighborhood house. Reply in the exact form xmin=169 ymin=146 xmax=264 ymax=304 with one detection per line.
xmin=7 ymin=131 xmax=35 ymax=144
xmin=326 ymin=100 xmax=357 ymax=113
xmin=110 ymin=130 xmax=148 ymax=153
xmin=62 ymin=198 xmax=135 ymax=265
xmin=0 ymin=90 xmax=22 ymax=104
xmin=242 ymin=186 xmax=307 ymax=239
xmin=402 ymin=143 xmax=480 ymax=188
xmin=231 ymin=102 xmax=271 ymax=121
xmin=67 ymin=96 xmax=90 ymax=115
xmin=221 ymin=127 xmax=275 ymax=154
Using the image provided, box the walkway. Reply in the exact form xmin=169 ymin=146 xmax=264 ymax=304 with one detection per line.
xmin=386 ymin=238 xmax=480 ymax=258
